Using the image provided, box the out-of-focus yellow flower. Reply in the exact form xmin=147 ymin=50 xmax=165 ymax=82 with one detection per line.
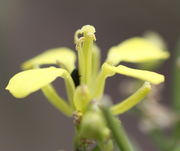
xmin=6 ymin=25 xmax=169 ymax=117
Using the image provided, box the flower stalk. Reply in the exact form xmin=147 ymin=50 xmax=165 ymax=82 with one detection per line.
xmin=101 ymin=105 xmax=134 ymax=151
xmin=173 ymin=39 xmax=180 ymax=112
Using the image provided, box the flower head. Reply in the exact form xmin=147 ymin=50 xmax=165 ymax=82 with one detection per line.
xmin=6 ymin=25 xmax=169 ymax=117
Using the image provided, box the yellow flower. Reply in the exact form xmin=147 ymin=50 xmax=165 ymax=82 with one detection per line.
xmin=6 ymin=25 xmax=169 ymax=117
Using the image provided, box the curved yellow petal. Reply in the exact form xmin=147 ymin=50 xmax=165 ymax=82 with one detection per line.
xmin=106 ymin=37 xmax=169 ymax=65
xmin=111 ymin=82 xmax=151 ymax=115
xmin=22 ymin=47 xmax=76 ymax=72
xmin=6 ymin=67 xmax=75 ymax=98
xmin=92 ymin=63 xmax=164 ymax=99
xmin=105 ymin=63 xmax=164 ymax=84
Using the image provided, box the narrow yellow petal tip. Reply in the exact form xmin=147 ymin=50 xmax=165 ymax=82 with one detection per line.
xmin=113 ymin=64 xmax=165 ymax=85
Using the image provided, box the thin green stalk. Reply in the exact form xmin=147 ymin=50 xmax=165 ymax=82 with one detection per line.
xmin=101 ymin=106 xmax=134 ymax=151
xmin=172 ymin=120 xmax=180 ymax=142
xmin=168 ymin=120 xmax=180 ymax=150
xmin=171 ymin=38 xmax=180 ymax=151
xmin=149 ymin=128 xmax=170 ymax=151
xmin=73 ymin=133 xmax=88 ymax=151
xmin=173 ymin=39 xmax=180 ymax=111
xmin=73 ymin=119 xmax=88 ymax=151
xmin=41 ymin=84 xmax=73 ymax=116
xmin=92 ymin=146 xmax=101 ymax=151
xmin=63 ymin=71 xmax=76 ymax=108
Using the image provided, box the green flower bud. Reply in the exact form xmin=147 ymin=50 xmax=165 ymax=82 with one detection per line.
xmin=79 ymin=108 xmax=110 ymax=142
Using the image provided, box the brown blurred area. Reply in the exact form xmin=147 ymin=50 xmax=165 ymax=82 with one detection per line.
xmin=0 ymin=0 xmax=180 ymax=151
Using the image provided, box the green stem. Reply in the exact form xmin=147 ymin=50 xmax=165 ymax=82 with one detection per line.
xmin=171 ymin=39 xmax=180 ymax=151
xmin=73 ymin=135 xmax=88 ymax=151
xmin=173 ymin=39 xmax=180 ymax=111
xmin=168 ymin=120 xmax=180 ymax=150
xmin=149 ymin=128 xmax=170 ymax=151
xmin=73 ymin=125 xmax=88 ymax=151
xmin=92 ymin=145 xmax=101 ymax=151
xmin=101 ymin=106 xmax=134 ymax=151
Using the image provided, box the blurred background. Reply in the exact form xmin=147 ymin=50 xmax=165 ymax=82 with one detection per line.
xmin=0 ymin=0 xmax=180 ymax=151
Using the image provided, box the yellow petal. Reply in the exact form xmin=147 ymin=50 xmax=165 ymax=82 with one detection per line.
xmin=143 ymin=31 xmax=167 ymax=50
xmin=92 ymin=63 xmax=164 ymax=99
xmin=6 ymin=67 xmax=75 ymax=98
xmin=104 ymin=63 xmax=164 ymax=84
xmin=106 ymin=37 xmax=169 ymax=65
xmin=111 ymin=82 xmax=151 ymax=115
xmin=22 ymin=47 xmax=76 ymax=72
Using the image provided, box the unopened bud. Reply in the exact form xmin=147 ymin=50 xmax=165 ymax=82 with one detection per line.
xmin=79 ymin=109 xmax=110 ymax=141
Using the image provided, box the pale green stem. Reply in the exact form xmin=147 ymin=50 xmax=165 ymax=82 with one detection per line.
xmin=111 ymin=82 xmax=151 ymax=115
xmin=92 ymin=145 xmax=101 ymax=151
xmin=63 ymin=71 xmax=76 ymax=108
xmin=56 ymin=63 xmax=75 ymax=106
xmin=173 ymin=39 xmax=180 ymax=111
xmin=41 ymin=84 xmax=73 ymax=116
xmin=149 ymin=128 xmax=170 ymax=151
